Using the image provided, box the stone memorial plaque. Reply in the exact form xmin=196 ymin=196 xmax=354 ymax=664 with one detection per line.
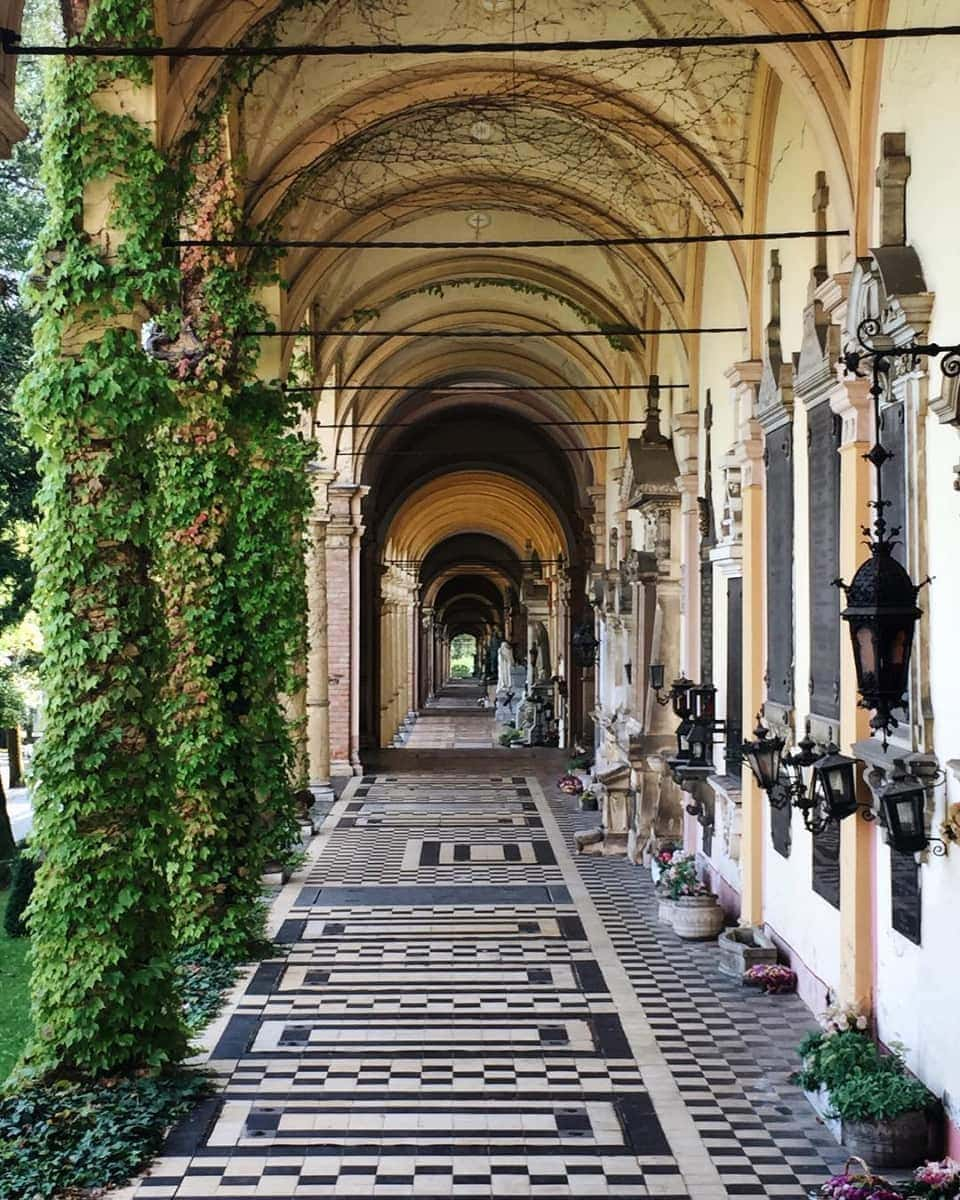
xmin=765 ymin=425 xmax=794 ymax=707
xmin=891 ymin=848 xmax=921 ymax=945
xmin=807 ymin=402 xmax=841 ymax=721
xmin=812 ymin=819 xmax=841 ymax=909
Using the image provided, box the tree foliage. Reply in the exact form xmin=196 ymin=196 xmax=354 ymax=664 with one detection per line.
xmin=0 ymin=0 xmax=54 ymax=631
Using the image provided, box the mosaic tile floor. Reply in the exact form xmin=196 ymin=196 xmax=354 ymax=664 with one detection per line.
xmin=136 ymin=764 xmax=844 ymax=1199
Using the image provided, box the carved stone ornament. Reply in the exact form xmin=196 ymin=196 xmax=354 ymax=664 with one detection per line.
xmin=796 ymin=172 xmax=842 ymax=409
xmin=756 ymin=250 xmax=794 ymax=433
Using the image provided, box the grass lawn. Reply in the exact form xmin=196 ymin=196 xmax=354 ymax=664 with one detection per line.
xmin=0 ymin=919 xmax=31 ymax=1081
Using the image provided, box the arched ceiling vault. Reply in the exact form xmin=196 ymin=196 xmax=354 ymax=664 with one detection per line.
xmin=162 ymin=0 xmax=852 ymax=199
xmin=424 ymin=566 xmax=514 ymax=610
xmin=159 ymin=0 xmax=855 ymax=384
xmin=383 ymin=471 xmax=568 ymax=565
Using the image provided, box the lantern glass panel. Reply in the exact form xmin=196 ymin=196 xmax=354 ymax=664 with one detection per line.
xmin=854 ymin=624 xmax=878 ymax=686
xmin=880 ymin=781 xmax=928 ymax=853
xmin=688 ymin=722 xmax=709 ymax=763
xmin=812 ymin=751 xmax=858 ymax=820
xmin=676 ymin=716 xmax=693 ymax=758
xmin=650 ymin=663 xmax=665 ymax=691
xmin=743 ymin=734 xmax=783 ymax=792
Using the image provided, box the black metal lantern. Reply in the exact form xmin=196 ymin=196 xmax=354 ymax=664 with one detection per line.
xmin=740 ymin=716 xmax=784 ymax=792
xmin=686 ymin=718 xmax=713 ymax=766
xmin=571 ymin=620 xmax=599 ymax=668
xmin=688 ymin=684 xmax=717 ymax=722
xmin=649 ymin=662 xmax=665 ymax=692
xmin=836 ymin=543 xmax=922 ymax=741
xmin=811 ymin=743 xmax=859 ymax=820
xmin=878 ymin=759 xmax=929 ymax=854
xmin=674 ymin=714 xmax=693 ymax=761
xmin=835 ymin=318 xmax=955 ymax=745
xmin=669 ymin=674 xmax=694 ymax=718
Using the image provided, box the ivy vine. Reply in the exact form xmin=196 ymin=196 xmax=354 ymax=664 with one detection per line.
xmin=15 ymin=0 xmax=317 ymax=1072
xmin=15 ymin=0 xmax=186 ymax=1077
xmin=341 ymin=277 xmax=629 ymax=349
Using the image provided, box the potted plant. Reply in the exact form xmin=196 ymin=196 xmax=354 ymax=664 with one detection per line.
xmin=818 ymin=1155 xmax=960 ymax=1200
xmin=795 ymin=1006 xmax=937 ymax=1167
xmin=743 ymin=963 xmax=797 ymax=994
xmin=650 ymin=844 xmax=677 ymax=886
xmin=718 ymin=925 xmax=778 ymax=980
xmin=655 ymin=851 xmax=724 ymax=939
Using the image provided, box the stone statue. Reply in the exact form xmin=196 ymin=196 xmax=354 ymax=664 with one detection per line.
xmin=497 ymin=640 xmax=514 ymax=691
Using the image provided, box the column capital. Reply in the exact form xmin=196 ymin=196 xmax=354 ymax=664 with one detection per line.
xmin=724 ymin=360 xmax=762 ymax=391
xmin=830 ymin=373 xmax=873 ymax=445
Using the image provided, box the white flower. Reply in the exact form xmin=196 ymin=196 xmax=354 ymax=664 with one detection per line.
xmin=856 ymin=1015 xmax=868 ymax=1030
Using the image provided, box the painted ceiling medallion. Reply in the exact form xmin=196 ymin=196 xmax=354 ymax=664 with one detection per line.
xmin=470 ymin=119 xmax=497 ymax=143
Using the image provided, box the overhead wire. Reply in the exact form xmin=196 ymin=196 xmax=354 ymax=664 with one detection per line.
xmin=241 ymin=326 xmax=745 ymax=338
xmin=283 ymin=383 xmax=689 ymax=392
xmin=169 ymin=229 xmax=848 ymax=250
xmin=5 ymin=24 xmax=960 ymax=57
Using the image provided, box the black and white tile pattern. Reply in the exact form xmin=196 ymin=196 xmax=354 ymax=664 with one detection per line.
xmin=549 ymin=790 xmax=847 ymax=1198
xmin=135 ymin=766 xmax=840 ymax=1199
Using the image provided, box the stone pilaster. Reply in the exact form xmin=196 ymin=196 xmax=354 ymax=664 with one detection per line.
xmin=726 ymin=360 xmax=764 ymax=924
xmin=305 ymin=467 xmax=337 ymax=799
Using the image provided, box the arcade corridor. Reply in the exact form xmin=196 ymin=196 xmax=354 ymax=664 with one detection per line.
xmin=138 ymin=763 xmax=844 ymax=1199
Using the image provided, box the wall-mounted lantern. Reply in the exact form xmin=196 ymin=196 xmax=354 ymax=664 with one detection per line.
xmin=876 ymin=759 xmax=947 ymax=856
xmin=741 ymin=716 xmax=859 ymax=834
xmin=810 ymin=743 xmax=860 ymax=821
xmin=835 ymin=319 xmax=959 ymax=744
xmin=571 ymin=620 xmax=599 ymax=669
xmin=741 ymin=716 xmax=785 ymax=795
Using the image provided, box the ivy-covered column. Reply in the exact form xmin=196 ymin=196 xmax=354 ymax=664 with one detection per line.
xmin=158 ymin=128 xmax=311 ymax=955
xmin=156 ymin=128 xmax=266 ymax=956
xmin=17 ymin=2 xmax=186 ymax=1076
xmin=233 ymin=387 xmax=313 ymax=867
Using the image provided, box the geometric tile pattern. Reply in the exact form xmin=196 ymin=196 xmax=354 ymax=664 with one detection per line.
xmin=135 ymin=764 xmax=839 ymax=1199
xmin=550 ymin=793 xmax=847 ymax=1198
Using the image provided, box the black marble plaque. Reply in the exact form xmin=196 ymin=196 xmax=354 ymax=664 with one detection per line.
xmin=770 ymin=799 xmax=792 ymax=858
xmin=880 ymin=397 xmax=910 ymax=727
xmin=891 ymin=848 xmax=921 ymax=945
xmin=700 ymin=554 xmax=714 ymax=685
xmin=725 ymin=576 xmax=743 ymax=775
xmin=765 ymin=425 xmax=794 ymax=707
xmin=880 ymin=398 xmax=907 ymax=566
xmin=812 ymin=818 xmax=841 ymax=909
xmin=807 ymin=401 xmax=841 ymax=721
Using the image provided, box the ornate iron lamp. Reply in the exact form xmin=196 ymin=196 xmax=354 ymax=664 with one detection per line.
xmin=741 ymin=715 xmax=785 ymax=796
xmin=571 ymin=620 xmax=599 ymax=668
xmin=667 ymin=681 xmax=723 ymax=782
xmin=877 ymin=759 xmax=947 ymax=856
xmin=741 ymin=716 xmax=856 ymax=833
xmin=835 ymin=319 xmax=957 ymax=744
xmin=649 ymin=665 xmax=695 ymax=714
xmin=783 ymin=726 xmax=834 ymax=835
xmin=810 ymin=743 xmax=860 ymax=820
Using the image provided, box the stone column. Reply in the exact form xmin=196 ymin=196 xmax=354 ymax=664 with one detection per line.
xmin=407 ymin=598 xmax=418 ymax=724
xmin=419 ymin=606 xmax=433 ymax=706
xmin=672 ymin=410 xmax=701 ymax=679
xmin=831 ymin=370 xmax=877 ymax=1010
xmin=328 ymin=483 xmax=368 ymax=776
xmin=379 ymin=598 xmax=395 ymax=747
xmin=306 ymin=467 xmax=336 ymax=799
xmin=727 ymin=361 xmax=765 ymax=925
